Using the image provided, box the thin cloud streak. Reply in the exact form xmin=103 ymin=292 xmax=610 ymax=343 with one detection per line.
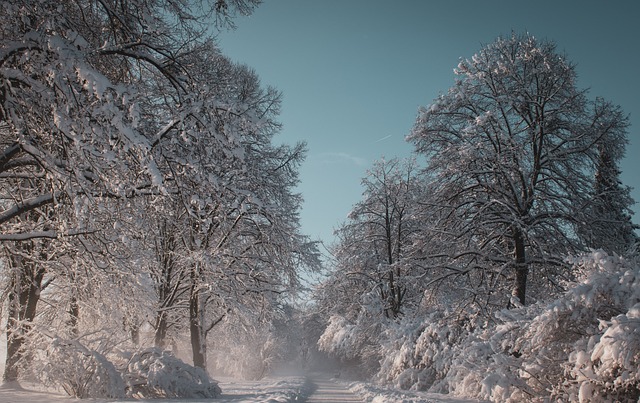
xmin=317 ymin=152 xmax=368 ymax=167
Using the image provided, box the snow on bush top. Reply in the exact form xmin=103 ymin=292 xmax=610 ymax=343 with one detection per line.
xmin=123 ymin=348 xmax=221 ymax=399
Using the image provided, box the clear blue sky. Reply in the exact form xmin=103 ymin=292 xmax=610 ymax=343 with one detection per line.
xmin=217 ymin=0 xmax=640 ymax=248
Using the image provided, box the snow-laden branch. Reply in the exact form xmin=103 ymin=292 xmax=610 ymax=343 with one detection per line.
xmin=0 ymin=142 xmax=21 ymax=171
xmin=0 ymin=192 xmax=58 ymax=225
xmin=0 ymin=228 xmax=95 ymax=241
xmin=0 ymin=230 xmax=57 ymax=241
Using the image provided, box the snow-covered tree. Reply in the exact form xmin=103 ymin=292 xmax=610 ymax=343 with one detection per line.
xmin=333 ymin=157 xmax=422 ymax=319
xmin=1 ymin=0 xmax=320 ymax=387
xmin=314 ymin=158 xmax=423 ymax=373
xmin=408 ymin=33 xmax=633 ymax=306
xmin=578 ymin=103 xmax=639 ymax=254
xmin=145 ymin=51 xmax=320 ymax=371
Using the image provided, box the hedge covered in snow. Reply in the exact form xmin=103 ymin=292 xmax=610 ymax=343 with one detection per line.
xmin=372 ymin=251 xmax=640 ymax=402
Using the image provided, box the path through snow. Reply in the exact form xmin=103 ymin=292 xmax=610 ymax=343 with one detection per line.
xmin=0 ymin=376 xmax=310 ymax=403
xmin=306 ymin=375 xmax=362 ymax=402
xmin=0 ymin=372 xmax=484 ymax=402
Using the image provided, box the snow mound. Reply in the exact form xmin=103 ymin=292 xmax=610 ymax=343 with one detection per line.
xmin=123 ymin=348 xmax=221 ymax=399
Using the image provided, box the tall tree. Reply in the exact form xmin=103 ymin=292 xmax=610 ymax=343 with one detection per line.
xmin=128 ymin=40 xmax=322 ymax=370
xmin=578 ymin=103 xmax=638 ymax=254
xmin=0 ymin=0 xmax=261 ymax=382
xmin=408 ymin=33 xmax=632 ymax=306
xmin=332 ymin=158 xmax=421 ymax=319
xmin=313 ymin=158 xmax=423 ymax=372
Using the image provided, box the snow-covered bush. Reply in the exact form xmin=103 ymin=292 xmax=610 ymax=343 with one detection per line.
xmin=444 ymin=251 xmax=640 ymax=402
xmin=208 ymin=317 xmax=292 ymax=380
xmin=374 ymin=309 xmax=477 ymax=392
xmin=37 ymin=337 xmax=125 ymax=398
xmin=122 ymin=348 xmax=221 ymax=398
xmin=444 ymin=308 xmax=543 ymax=401
xmin=318 ymin=316 xmax=359 ymax=358
xmin=211 ymin=330 xmax=282 ymax=380
xmin=569 ymin=305 xmax=640 ymax=402
xmin=317 ymin=314 xmax=383 ymax=377
xmin=561 ymin=253 xmax=640 ymax=402
xmin=35 ymin=337 xmax=221 ymax=399
xmin=374 ymin=251 xmax=640 ymax=402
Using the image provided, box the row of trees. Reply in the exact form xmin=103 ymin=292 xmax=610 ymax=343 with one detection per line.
xmin=314 ymin=34 xmax=639 ymax=392
xmin=1 ymin=0 xmax=319 ymax=391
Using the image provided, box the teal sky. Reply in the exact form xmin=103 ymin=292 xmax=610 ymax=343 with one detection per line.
xmin=217 ymin=1 xmax=640 ymax=248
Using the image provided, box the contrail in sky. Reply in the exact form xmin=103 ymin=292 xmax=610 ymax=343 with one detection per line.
xmin=374 ymin=135 xmax=392 ymax=143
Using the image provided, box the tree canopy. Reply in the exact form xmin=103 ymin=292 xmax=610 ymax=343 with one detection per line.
xmin=1 ymin=0 xmax=319 ymax=389
xmin=408 ymin=33 xmax=632 ymax=306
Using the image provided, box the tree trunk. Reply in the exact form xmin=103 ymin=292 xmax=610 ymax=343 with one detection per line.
xmin=67 ymin=293 xmax=79 ymax=338
xmin=189 ymin=262 xmax=207 ymax=371
xmin=4 ymin=294 xmax=22 ymax=383
xmin=513 ymin=229 xmax=528 ymax=306
xmin=154 ymin=311 xmax=168 ymax=349
xmin=189 ymin=286 xmax=206 ymax=370
xmin=3 ymin=254 xmax=45 ymax=383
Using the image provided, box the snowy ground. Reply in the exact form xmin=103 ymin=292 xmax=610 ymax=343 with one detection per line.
xmin=1 ymin=337 xmax=480 ymax=403
xmin=216 ymin=376 xmax=313 ymax=402
xmin=0 ymin=374 xmax=486 ymax=403
xmin=0 ymin=378 xmax=486 ymax=403
xmin=0 ymin=376 xmax=312 ymax=403
xmin=347 ymin=381 xmax=485 ymax=403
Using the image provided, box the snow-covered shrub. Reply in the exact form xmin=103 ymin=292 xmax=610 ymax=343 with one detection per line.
xmin=443 ymin=251 xmax=640 ymax=402
xmin=318 ymin=316 xmax=359 ymax=358
xmin=208 ymin=318 xmax=289 ymax=380
xmin=444 ymin=307 xmax=542 ymax=401
xmin=213 ymin=331 xmax=282 ymax=380
xmin=122 ymin=348 xmax=221 ymax=398
xmin=317 ymin=314 xmax=383 ymax=376
xmin=35 ymin=338 xmax=221 ymax=399
xmin=562 ymin=253 xmax=640 ymax=402
xmin=374 ymin=309 xmax=477 ymax=392
xmin=37 ymin=337 xmax=125 ymax=398
xmin=568 ymin=305 xmax=640 ymax=402
xmin=372 ymin=251 xmax=639 ymax=402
